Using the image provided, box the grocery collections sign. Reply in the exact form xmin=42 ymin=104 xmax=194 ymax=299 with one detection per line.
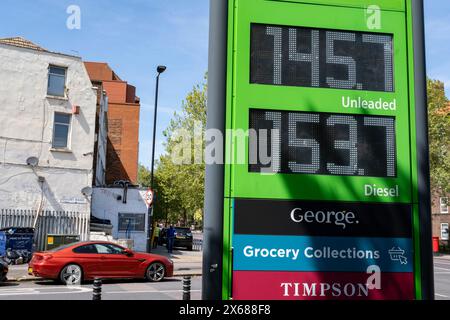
xmin=232 ymin=199 xmax=414 ymax=299
xmin=211 ymin=0 xmax=433 ymax=301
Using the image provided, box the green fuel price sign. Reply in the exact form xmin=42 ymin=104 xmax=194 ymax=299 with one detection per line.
xmin=203 ymin=0 xmax=433 ymax=301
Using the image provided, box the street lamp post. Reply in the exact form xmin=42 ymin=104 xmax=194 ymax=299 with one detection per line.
xmin=147 ymin=65 xmax=167 ymax=253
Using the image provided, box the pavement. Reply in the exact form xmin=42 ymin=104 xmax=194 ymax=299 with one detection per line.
xmin=5 ymin=245 xmax=203 ymax=282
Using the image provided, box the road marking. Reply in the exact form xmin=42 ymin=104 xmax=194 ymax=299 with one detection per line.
xmin=434 ymin=260 xmax=450 ymax=266
xmin=105 ymin=289 xmax=201 ymax=294
xmin=434 ymin=267 xmax=450 ymax=271
xmin=0 ymin=286 xmax=92 ymax=296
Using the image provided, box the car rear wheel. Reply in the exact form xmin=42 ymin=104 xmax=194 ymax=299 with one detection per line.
xmin=146 ymin=262 xmax=165 ymax=282
xmin=60 ymin=264 xmax=83 ymax=285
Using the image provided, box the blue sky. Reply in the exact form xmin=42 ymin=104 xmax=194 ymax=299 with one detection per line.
xmin=425 ymin=0 xmax=450 ymax=94
xmin=0 ymin=0 xmax=447 ymax=168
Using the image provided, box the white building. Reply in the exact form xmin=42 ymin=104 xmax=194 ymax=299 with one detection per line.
xmin=91 ymin=187 xmax=150 ymax=252
xmin=0 ymin=37 xmax=107 ymax=249
xmin=93 ymin=85 xmax=108 ymax=187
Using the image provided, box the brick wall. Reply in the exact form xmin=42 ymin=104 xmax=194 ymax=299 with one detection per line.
xmin=85 ymin=62 xmax=114 ymax=81
xmin=106 ymin=103 xmax=140 ymax=184
xmin=432 ymin=193 xmax=450 ymax=244
xmin=84 ymin=61 xmax=141 ymax=185
xmin=103 ymin=81 xmax=128 ymax=104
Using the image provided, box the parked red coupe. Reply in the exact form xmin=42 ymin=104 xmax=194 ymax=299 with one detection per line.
xmin=28 ymin=241 xmax=174 ymax=285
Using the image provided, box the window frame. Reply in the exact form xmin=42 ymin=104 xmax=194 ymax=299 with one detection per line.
xmin=72 ymin=244 xmax=98 ymax=254
xmin=52 ymin=112 xmax=72 ymax=150
xmin=94 ymin=243 xmax=126 ymax=255
xmin=47 ymin=65 xmax=68 ymax=97
xmin=441 ymin=223 xmax=449 ymax=241
xmin=440 ymin=197 xmax=449 ymax=214
xmin=118 ymin=213 xmax=146 ymax=233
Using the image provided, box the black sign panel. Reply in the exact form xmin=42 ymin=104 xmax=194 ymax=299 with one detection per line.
xmin=249 ymin=109 xmax=397 ymax=177
xmin=118 ymin=213 xmax=146 ymax=232
xmin=234 ymin=199 xmax=412 ymax=238
xmin=251 ymin=24 xmax=394 ymax=92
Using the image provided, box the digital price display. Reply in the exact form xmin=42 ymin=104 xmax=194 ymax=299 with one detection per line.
xmin=204 ymin=0 xmax=433 ymax=302
xmin=249 ymin=109 xmax=396 ymax=177
xmin=251 ymin=24 xmax=394 ymax=92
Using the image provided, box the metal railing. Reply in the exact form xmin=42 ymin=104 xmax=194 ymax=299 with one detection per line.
xmin=193 ymin=238 xmax=203 ymax=251
xmin=0 ymin=209 xmax=90 ymax=251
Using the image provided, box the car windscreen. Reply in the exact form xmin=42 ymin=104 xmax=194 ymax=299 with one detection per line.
xmin=175 ymin=228 xmax=191 ymax=235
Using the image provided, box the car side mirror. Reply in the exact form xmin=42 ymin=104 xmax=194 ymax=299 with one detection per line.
xmin=123 ymin=249 xmax=133 ymax=257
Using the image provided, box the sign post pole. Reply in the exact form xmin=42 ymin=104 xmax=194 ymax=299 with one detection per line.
xmin=411 ymin=0 xmax=434 ymax=300
xmin=145 ymin=189 xmax=154 ymax=253
xmin=202 ymin=0 xmax=228 ymax=300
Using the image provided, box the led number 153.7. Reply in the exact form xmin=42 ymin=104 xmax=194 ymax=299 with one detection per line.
xmin=249 ymin=110 xmax=397 ymax=178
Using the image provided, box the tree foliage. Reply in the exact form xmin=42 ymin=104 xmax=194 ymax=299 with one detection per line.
xmin=428 ymin=79 xmax=450 ymax=197
xmin=138 ymin=77 xmax=207 ymax=227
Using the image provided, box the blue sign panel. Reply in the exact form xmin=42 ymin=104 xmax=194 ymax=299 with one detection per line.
xmin=233 ymin=234 xmax=413 ymax=273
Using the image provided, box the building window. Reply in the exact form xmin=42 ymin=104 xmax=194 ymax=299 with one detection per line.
xmin=47 ymin=65 xmax=67 ymax=97
xmin=441 ymin=197 xmax=449 ymax=214
xmin=53 ymin=113 xmax=71 ymax=149
xmin=441 ymin=223 xmax=449 ymax=241
xmin=118 ymin=213 xmax=146 ymax=232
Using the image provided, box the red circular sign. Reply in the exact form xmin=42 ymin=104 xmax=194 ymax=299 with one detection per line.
xmin=145 ymin=189 xmax=154 ymax=207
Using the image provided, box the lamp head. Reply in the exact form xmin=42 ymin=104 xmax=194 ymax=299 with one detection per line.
xmin=157 ymin=65 xmax=167 ymax=74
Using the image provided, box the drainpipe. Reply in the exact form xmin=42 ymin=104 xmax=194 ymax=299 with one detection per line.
xmin=32 ymin=177 xmax=45 ymax=229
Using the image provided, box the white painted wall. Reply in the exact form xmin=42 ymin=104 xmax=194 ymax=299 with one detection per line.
xmin=91 ymin=188 xmax=149 ymax=252
xmin=0 ymin=43 xmax=97 ymax=221
xmin=94 ymin=90 xmax=108 ymax=186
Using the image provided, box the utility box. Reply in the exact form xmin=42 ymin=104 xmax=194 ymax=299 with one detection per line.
xmin=45 ymin=234 xmax=80 ymax=251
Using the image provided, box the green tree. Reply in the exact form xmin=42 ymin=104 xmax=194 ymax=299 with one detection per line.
xmin=151 ymin=77 xmax=207 ymax=228
xmin=137 ymin=164 xmax=151 ymax=187
xmin=137 ymin=164 xmax=166 ymax=221
xmin=428 ymin=79 xmax=450 ymax=199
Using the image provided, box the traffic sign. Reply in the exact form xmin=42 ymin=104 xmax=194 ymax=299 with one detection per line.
xmin=145 ymin=189 xmax=154 ymax=207
xmin=203 ymin=0 xmax=433 ymax=300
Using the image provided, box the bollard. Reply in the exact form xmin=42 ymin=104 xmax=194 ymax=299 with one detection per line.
xmin=92 ymin=278 xmax=102 ymax=301
xmin=183 ymin=276 xmax=191 ymax=300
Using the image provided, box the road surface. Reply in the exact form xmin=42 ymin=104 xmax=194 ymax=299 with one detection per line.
xmin=434 ymin=256 xmax=450 ymax=300
xmin=0 ymin=277 xmax=202 ymax=300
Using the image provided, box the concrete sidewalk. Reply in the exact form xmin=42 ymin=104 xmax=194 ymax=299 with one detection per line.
xmin=151 ymin=245 xmax=203 ymax=263
xmin=6 ymin=246 xmax=203 ymax=282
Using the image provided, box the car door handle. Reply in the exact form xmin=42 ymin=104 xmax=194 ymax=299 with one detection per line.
xmin=100 ymin=256 xmax=106 ymax=260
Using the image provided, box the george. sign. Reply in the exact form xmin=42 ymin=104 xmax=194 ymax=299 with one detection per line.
xmin=203 ymin=0 xmax=433 ymax=301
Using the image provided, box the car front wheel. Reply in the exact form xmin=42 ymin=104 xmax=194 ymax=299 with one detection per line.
xmin=146 ymin=262 xmax=165 ymax=282
xmin=60 ymin=264 xmax=83 ymax=285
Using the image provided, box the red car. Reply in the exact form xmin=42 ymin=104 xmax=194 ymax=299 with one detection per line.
xmin=28 ymin=241 xmax=174 ymax=285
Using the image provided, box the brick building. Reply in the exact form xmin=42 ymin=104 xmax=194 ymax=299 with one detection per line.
xmin=84 ymin=62 xmax=140 ymax=185
xmin=432 ymin=192 xmax=450 ymax=248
